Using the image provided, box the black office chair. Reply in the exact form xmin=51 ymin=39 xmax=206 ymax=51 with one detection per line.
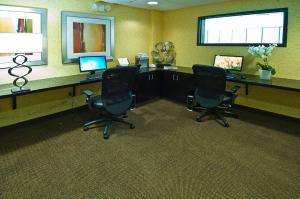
xmin=187 ymin=64 xmax=240 ymax=127
xmin=82 ymin=66 xmax=138 ymax=139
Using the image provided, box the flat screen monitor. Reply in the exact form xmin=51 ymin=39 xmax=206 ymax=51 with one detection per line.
xmin=79 ymin=56 xmax=107 ymax=73
xmin=213 ymin=55 xmax=243 ymax=72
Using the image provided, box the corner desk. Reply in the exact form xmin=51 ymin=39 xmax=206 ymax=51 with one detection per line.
xmin=0 ymin=66 xmax=300 ymax=127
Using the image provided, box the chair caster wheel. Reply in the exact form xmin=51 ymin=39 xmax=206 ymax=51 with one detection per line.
xmin=224 ymin=123 xmax=229 ymax=128
xmin=196 ymin=117 xmax=202 ymax=122
xmin=103 ymin=134 xmax=109 ymax=139
xmin=83 ymin=127 xmax=89 ymax=131
xmin=130 ymin=124 xmax=135 ymax=129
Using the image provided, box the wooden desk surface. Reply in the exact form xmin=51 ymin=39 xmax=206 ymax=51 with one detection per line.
xmin=0 ymin=74 xmax=99 ymax=99
xmin=1 ymin=66 xmax=300 ymax=99
xmin=165 ymin=67 xmax=300 ymax=92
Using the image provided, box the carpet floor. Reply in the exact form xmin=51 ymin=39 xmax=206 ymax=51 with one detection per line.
xmin=0 ymin=99 xmax=300 ymax=199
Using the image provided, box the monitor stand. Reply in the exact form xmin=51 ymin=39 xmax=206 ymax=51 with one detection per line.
xmin=81 ymin=71 xmax=101 ymax=82
xmin=87 ymin=71 xmax=96 ymax=80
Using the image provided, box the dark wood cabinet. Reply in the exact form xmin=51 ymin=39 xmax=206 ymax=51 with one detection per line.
xmin=162 ymin=71 xmax=193 ymax=103
xmin=134 ymin=70 xmax=193 ymax=104
xmin=134 ymin=71 xmax=161 ymax=103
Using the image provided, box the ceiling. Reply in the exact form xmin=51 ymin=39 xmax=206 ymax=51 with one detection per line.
xmin=99 ymin=0 xmax=228 ymax=11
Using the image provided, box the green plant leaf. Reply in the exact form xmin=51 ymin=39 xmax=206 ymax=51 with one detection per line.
xmin=271 ymin=68 xmax=276 ymax=75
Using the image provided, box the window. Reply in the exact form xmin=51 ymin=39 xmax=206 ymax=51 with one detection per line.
xmin=197 ymin=8 xmax=288 ymax=47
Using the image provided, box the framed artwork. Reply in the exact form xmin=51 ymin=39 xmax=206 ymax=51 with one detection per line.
xmin=0 ymin=5 xmax=47 ymax=67
xmin=61 ymin=11 xmax=114 ymax=64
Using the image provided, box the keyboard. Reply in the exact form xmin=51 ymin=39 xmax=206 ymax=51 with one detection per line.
xmin=87 ymin=76 xmax=102 ymax=80
xmin=226 ymin=74 xmax=246 ymax=80
xmin=226 ymin=74 xmax=237 ymax=79
xmin=80 ymin=76 xmax=102 ymax=83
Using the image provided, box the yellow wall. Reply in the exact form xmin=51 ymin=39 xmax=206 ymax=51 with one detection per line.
xmin=0 ymin=0 xmax=162 ymax=84
xmin=150 ymin=10 xmax=164 ymax=62
xmin=162 ymin=0 xmax=300 ymax=118
xmin=163 ymin=0 xmax=300 ymax=80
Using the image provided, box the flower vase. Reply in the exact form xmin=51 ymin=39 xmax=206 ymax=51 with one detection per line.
xmin=259 ymin=69 xmax=272 ymax=80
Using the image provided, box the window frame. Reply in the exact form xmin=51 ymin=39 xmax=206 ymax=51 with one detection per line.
xmin=197 ymin=8 xmax=288 ymax=47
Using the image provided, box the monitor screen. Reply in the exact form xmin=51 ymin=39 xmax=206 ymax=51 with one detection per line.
xmin=79 ymin=56 xmax=107 ymax=72
xmin=213 ymin=55 xmax=243 ymax=71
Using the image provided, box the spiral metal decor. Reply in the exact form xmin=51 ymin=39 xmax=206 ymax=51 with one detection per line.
xmin=151 ymin=41 xmax=176 ymax=65
xmin=8 ymin=54 xmax=32 ymax=93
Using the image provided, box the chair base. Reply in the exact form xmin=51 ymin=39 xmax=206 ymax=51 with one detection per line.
xmin=196 ymin=109 xmax=238 ymax=128
xmin=83 ymin=115 xmax=135 ymax=139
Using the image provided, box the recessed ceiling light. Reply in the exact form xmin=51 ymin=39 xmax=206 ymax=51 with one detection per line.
xmin=147 ymin=1 xmax=158 ymax=5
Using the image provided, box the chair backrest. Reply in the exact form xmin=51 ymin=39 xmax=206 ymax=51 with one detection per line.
xmin=192 ymin=64 xmax=226 ymax=108
xmin=101 ymin=66 xmax=138 ymax=115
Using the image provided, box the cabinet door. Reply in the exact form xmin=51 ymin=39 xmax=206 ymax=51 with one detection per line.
xmin=135 ymin=73 xmax=150 ymax=103
xmin=162 ymin=71 xmax=178 ymax=101
xmin=149 ymin=71 xmax=162 ymax=98
xmin=162 ymin=71 xmax=193 ymax=103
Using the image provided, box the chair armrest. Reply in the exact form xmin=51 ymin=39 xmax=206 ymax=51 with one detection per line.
xmin=230 ymin=85 xmax=241 ymax=94
xmin=82 ymin=90 xmax=94 ymax=109
xmin=82 ymin=89 xmax=94 ymax=97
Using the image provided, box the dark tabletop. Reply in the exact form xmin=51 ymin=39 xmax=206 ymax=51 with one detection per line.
xmin=1 ymin=66 xmax=300 ymax=99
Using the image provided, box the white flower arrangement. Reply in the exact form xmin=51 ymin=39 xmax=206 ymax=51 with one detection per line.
xmin=248 ymin=44 xmax=277 ymax=75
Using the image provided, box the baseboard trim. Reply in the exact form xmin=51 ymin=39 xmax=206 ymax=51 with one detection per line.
xmin=0 ymin=105 xmax=88 ymax=131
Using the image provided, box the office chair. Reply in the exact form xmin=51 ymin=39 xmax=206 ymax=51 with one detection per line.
xmin=82 ymin=66 xmax=138 ymax=139
xmin=187 ymin=64 xmax=240 ymax=127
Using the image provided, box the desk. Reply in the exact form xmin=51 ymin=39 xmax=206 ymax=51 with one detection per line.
xmin=162 ymin=67 xmax=300 ymax=94
xmin=0 ymin=67 xmax=300 ymax=127
xmin=138 ymin=67 xmax=300 ymax=120
xmin=0 ymin=74 xmax=101 ymax=109
xmin=1 ymin=67 xmax=299 ymax=98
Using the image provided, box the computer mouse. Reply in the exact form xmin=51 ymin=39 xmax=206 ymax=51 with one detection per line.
xmin=241 ymin=75 xmax=246 ymax=79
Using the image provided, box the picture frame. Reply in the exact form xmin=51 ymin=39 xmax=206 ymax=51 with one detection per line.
xmin=61 ymin=11 xmax=114 ymax=64
xmin=0 ymin=5 xmax=48 ymax=67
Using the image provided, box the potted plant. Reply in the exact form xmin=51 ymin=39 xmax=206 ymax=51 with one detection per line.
xmin=248 ymin=44 xmax=277 ymax=80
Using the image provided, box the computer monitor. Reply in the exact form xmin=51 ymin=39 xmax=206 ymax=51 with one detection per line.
xmin=213 ymin=55 xmax=243 ymax=72
xmin=79 ymin=56 xmax=107 ymax=75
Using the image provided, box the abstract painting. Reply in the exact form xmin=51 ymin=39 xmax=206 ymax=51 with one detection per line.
xmin=61 ymin=12 xmax=114 ymax=64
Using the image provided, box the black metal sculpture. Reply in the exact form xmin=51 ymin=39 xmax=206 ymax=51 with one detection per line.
xmin=8 ymin=54 xmax=32 ymax=93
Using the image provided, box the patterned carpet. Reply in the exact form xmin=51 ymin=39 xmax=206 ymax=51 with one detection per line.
xmin=0 ymin=99 xmax=300 ymax=199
